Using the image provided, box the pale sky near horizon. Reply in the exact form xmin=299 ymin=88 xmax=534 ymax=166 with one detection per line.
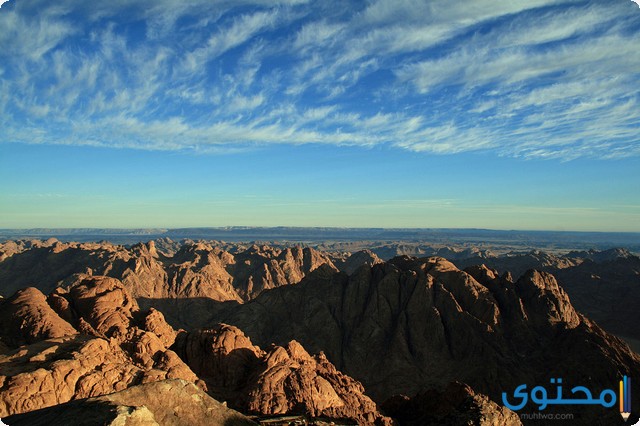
xmin=1 ymin=0 xmax=639 ymax=231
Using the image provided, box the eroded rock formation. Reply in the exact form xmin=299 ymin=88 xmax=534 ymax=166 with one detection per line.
xmin=0 ymin=240 xmax=337 ymax=301
xmin=173 ymin=324 xmax=392 ymax=425
xmin=0 ymin=276 xmax=199 ymax=418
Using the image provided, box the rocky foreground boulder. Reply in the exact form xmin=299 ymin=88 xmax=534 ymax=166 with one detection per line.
xmin=0 ymin=276 xmax=199 ymax=418
xmin=3 ymin=379 xmax=256 ymax=426
xmin=0 ymin=287 xmax=78 ymax=347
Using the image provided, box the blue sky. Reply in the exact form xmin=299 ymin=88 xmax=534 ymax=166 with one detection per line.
xmin=0 ymin=0 xmax=639 ymax=231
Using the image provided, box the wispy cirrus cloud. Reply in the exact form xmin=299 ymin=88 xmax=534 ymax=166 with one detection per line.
xmin=0 ymin=0 xmax=638 ymax=160
xmin=177 ymin=10 xmax=281 ymax=76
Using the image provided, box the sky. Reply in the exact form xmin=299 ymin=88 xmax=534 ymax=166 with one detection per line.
xmin=0 ymin=0 xmax=639 ymax=231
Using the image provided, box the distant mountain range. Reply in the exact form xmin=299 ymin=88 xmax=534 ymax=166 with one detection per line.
xmin=1 ymin=227 xmax=639 ymax=252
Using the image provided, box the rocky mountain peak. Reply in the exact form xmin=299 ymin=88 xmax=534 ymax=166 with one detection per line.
xmin=515 ymin=269 xmax=580 ymax=329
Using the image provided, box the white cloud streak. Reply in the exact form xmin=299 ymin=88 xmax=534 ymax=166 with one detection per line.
xmin=0 ymin=0 xmax=638 ymax=160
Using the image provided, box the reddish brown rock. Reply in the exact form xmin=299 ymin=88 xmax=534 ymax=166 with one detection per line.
xmin=174 ymin=324 xmax=263 ymax=397
xmin=226 ymin=245 xmax=338 ymax=299
xmin=248 ymin=341 xmax=390 ymax=425
xmin=47 ymin=287 xmax=76 ymax=325
xmin=0 ymin=276 xmax=201 ymax=418
xmin=68 ymin=276 xmax=138 ymax=338
xmin=2 ymin=241 xmax=639 ymax=425
xmin=163 ymin=242 xmax=242 ymax=301
xmin=4 ymin=379 xmax=256 ymax=426
xmin=455 ymin=248 xmax=640 ymax=343
xmin=0 ymin=240 xmax=338 ymax=302
xmin=0 ymin=287 xmax=77 ymax=346
xmin=143 ymin=308 xmax=178 ymax=348
xmin=0 ymin=336 xmax=136 ymax=417
xmin=174 ymin=324 xmax=391 ymax=425
xmin=514 ymin=269 xmax=580 ymax=329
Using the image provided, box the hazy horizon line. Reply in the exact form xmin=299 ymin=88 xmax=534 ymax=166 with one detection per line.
xmin=1 ymin=226 xmax=639 ymax=235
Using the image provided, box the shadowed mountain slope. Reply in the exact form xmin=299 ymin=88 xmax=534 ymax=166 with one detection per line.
xmin=156 ymin=257 xmax=639 ymax=425
xmin=454 ymin=249 xmax=640 ymax=343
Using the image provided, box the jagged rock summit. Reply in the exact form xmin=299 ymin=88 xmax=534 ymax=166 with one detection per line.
xmin=454 ymin=247 xmax=640 ymax=343
xmin=0 ymin=239 xmax=337 ymax=301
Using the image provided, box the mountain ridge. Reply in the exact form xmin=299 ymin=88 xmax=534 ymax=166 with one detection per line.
xmin=1 ymin=239 xmax=639 ymax=424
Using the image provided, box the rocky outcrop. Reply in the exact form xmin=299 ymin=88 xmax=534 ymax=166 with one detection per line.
xmin=0 ymin=287 xmax=77 ymax=347
xmin=67 ymin=276 xmax=138 ymax=338
xmin=381 ymin=382 xmax=522 ymax=425
xmin=173 ymin=324 xmax=392 ymax=425
xmin=4 ymin=379 xmax=256 ymax=426
xmin=514 ymin=269 xmax=580 ymax=330
xmin=143 ymin=308 xmax=178 ymax=348
xmin=0 ymin=336 xmax=142 ymax=417
xmin=175 ymin=324 xmax=262 ymax=399
xmin=335 ymin=249 xmax=383 ymax=275
xmin=0 ymin=240 xmax=30 ymax=262
xmin=455 ymin=248 xmax=640 ymax=342
xmin=0 ymin=276 xmax=200 ymax=418
xmin=226 ymin=245 xmax=338 ymax=299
